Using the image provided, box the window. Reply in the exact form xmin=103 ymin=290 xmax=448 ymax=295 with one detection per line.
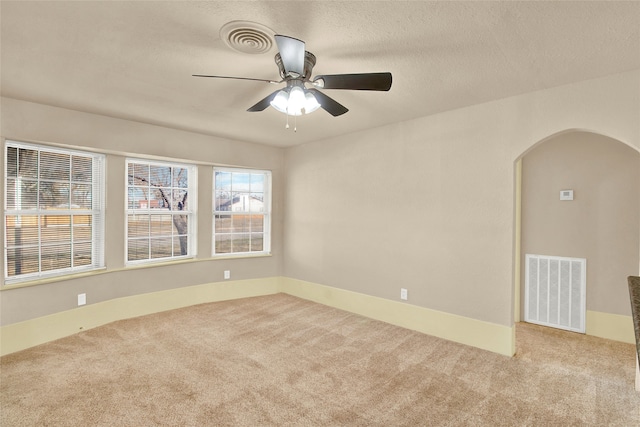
xmin=126 ymin=159 xmax=196 ymax=263
xmin=213 ymin=168 xmax=271 ymax=255
xmin=4 ymin=141 xmax=105 ymax=283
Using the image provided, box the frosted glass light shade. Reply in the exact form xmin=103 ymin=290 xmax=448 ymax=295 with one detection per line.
xmin=270 ymin=86 xmax=321 ymax=116
xmin=287 ymin=86 xmax=306 ymax=116
xmin=270 ymin=90 xmax=289 ymax=114
xmin=304 ymin=92 xmax=321 ymax=114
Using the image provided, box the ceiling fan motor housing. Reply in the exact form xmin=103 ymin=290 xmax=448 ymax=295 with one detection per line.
xmin=275 ymin=51 xmax=316 ymax=81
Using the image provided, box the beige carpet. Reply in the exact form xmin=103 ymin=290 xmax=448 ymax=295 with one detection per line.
xmin=1 ymin=293 xmax=639 ymax=426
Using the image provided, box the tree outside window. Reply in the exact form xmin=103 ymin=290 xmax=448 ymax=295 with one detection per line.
xmin=126 ymin=160 xmax=195 ymax=263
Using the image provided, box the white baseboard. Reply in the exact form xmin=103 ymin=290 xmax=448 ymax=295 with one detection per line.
xmin=3 ymin=276 xmax=633 ymax=358
xmin=280 ymin=277 xmax=516 ymax=356
xmin=636 ymin=354 xmax=640 ymax=392
xmin=0 ymin=277 xmax=280 ymax=356
xmin=586 ymin=310 xmax=635 ymax=344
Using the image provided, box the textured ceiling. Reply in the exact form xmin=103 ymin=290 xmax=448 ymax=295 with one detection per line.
xmin=1 ymin=1 xmax=639 ymax=148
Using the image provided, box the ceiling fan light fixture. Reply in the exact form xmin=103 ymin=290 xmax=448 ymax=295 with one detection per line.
xmin=287 ymin=86 xmax=306 ymax=115
xmin=304 ymin=91 xmax=321 ymax=114
xmin=270 ymin=89 xmax=290 ymax=114
xmin=269 ymin=86 xmax=321 ymax=116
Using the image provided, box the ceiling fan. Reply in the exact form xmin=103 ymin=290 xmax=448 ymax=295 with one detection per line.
xmin=193 ymin=35 xmax=392 ymax=117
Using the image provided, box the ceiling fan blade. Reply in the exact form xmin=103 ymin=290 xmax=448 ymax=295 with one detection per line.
xmin=307 ymin=89 xmax=349 ymax=117
xmin=192 ymin=74 xmax=280 ymax=84
xmin=312 ymin=72 xmax=392 ymax=91
xmin=274 ymin=35 xmax=305 ymax=76
xmin=247 ymin=89 xmax=281 ymax=112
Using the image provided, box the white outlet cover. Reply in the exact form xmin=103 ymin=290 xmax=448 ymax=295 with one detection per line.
xmin=78 ymin=293 xmax=86 ymax=306
xmin=400 ymin=288 xmax=408 ymax=300
xmin=560 ymin=190 xmax=574 ymax=201
xmin=224 ymin=270 xmax=230 ymax=280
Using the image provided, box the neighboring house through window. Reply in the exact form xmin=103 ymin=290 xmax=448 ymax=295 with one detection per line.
xmin=4 ymin=141 xmax=105 ymax=283
xmin=126 ymin=159 xmax=196 ymax=263
xmin=213 ymin=168 xmax=271 ymax=255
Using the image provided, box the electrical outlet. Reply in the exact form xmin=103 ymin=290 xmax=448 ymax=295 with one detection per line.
xmin=78 ymin=293 xmax=86 ymax=306
xmin=224 ymin=270 xmax=230 ymax=280
xmin=400 ymin=288 xmax=408 ymax=300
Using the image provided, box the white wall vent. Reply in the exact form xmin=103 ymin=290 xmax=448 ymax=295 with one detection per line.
xmin=525 ymin=254 xmax=586 ymax=333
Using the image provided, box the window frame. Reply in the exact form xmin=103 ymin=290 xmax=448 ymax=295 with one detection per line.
xmin=125 ymin=158 xmax=197 ymax=265
xmin=213 ymin=167 xmax=272 ymax=257
xmin=3 ymin=140 xmax=105 ymax=284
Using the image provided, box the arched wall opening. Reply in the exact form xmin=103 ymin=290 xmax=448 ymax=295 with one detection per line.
xmin=513 ymin=129 xmax=640 ymax=342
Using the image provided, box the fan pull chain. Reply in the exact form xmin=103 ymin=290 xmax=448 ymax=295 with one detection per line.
xmin=283 ymin=114 xmax=298 ymax=132
xmin=283 ymin=113 xmax=299 ymax=132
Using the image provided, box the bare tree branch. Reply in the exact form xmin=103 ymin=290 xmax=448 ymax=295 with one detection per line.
xmin=128 ymin=174 xmax=175 ymax=210
xmin=128 ymin=172 xmax=189 ymax=255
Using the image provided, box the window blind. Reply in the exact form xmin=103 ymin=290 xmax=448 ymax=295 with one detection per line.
xmin=4 ymin=141 xmax=105 ymax=283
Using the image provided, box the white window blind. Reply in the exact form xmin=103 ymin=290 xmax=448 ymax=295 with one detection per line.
xmin=4 ymin=141 xmax=105 ymax=283
xmin=126 ymin=159 xmax=196 ymax=264
xmin=213 ymin=168 xmax=271 ymax=256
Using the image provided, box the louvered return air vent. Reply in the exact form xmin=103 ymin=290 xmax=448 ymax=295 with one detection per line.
xmin=525 ymin=254 xmax=586 ymax=333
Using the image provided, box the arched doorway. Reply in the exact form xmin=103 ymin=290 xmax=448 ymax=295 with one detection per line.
xmin=514 ymin=130 xmax=640 ymax=341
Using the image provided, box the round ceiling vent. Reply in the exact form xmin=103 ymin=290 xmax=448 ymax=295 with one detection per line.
xmin=220 ymin=21 xmax=275 ymax=54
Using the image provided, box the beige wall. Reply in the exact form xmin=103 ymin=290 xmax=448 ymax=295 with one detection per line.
xmin=284 ymin=70 xmax=640 ymax=327
xmin=0 ymin=97 xmax=284 ymax=325
xmin=1 ymin=69 xmax=639 ymax=338
xmin=521 ymin=131 xmax=640 ymax=317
